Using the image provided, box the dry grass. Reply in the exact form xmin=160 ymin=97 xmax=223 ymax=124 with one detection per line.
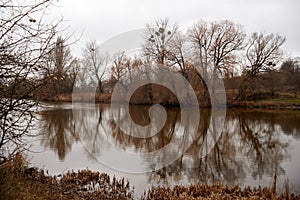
xmin=1 ymin=154 xmax=299 ymax=200
xmin=0 ymin=153 xmax=134 ymax=200
xmin=141 ymin=183 xmax=300 ymax=200
xmin=46 ymin=92 xmax=112 ymax=103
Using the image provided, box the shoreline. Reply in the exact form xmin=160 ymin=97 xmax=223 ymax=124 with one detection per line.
xmin=39 ymin=92 xmax=300 ymax=110
xmin=1 ymin=155 xmax=299 ymax=200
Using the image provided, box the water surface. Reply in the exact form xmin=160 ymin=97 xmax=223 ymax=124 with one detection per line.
xmin=28 ymin=103 xmax=300 ymax=196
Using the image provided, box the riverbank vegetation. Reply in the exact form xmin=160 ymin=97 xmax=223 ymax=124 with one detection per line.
xmin=1 ymin=154 xmax=299 ymax=200
xmin=0 ymin=153 xmax=134 ymax=200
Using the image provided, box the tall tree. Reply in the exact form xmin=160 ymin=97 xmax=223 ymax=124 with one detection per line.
xmin=82 ymin=40 xmax=108 ymax=93
xmin=187 ymin=20 xmax=211 ymax=82
xmin=143 ymin=18 xmax=178 ymax=65
xmin=0 ymin=0 xmax=60 ymax=163
xmin=237 ymin=32 xmax=285 ymax=100
xmin=209 ymin=20 xmax=246 ymax=78
xmin=51 ymin=37 xmax=73 ymax=76
xmin=110 ymin=51 xmax=127 ymax=83
xmin=188 ymin=20 xmax=246 ymax=81
xmin=44 ymin=36 xmax=76 ymax=95
xmin=280 ymin=58 xmax=300 ymax=96
xmin=167 ymin=32 xmax=191 ymax=79
xmin=187 ymin=20 xmax=245 ymax=103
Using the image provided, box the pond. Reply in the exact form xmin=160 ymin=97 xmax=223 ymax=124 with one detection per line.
xmin=27 ymin=103 xmax=300 ymax=197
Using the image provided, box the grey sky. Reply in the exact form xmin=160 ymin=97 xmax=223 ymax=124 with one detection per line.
xmin=52 ymin=0 xmax=300 ymax=57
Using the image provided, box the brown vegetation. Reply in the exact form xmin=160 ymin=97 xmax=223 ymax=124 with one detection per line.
xmin=0 ymin=153 xmax=134 ymax=200
xmin=141 ymin=183 xmax=300 ymax=200
xmin=1 ymin=154 xmax=299 ymax=200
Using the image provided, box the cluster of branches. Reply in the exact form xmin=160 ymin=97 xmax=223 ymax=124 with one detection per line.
xmin=268 ymin=58 xmax=300 ymax=96
xmin=36 ymin=36 xmax=80 ymax=99
xmin=0 ymin=0 xmax=62 ymax=163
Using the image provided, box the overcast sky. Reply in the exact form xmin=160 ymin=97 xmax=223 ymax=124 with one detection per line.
xmin=51 ymin=0 xmax=300 ymax=58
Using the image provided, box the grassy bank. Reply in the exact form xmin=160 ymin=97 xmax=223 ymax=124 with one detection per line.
xmin=231 ymin=98 xmax=300 ymax=109
xmin=1 ymin=154 xmax=299 ymax=200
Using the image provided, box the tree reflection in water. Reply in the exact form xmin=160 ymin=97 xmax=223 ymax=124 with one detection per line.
xmin=40 ymin=105 xmax=109 ymax=161
xmin=39 ymin=105 xmax=299 ymax=188
xmin=40 ymin=109 xmax=79 ymax=161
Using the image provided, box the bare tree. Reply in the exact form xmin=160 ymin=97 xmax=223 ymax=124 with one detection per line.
xmin=82 ymin=40 xmax=108 ymax=93
xmin=209 ymin=20 xmax=246 ymax=78
xmin=167 ymin=32 xmax=192 ymax=79
xmin=0 ymin=0 xmax=60 ymax=163
xmin=280 ymin=58 xmax=300 ymax=96
xmin=50 ymin=37 xmax=73 ymax=76
xmin=187 ymin=20 xmax=245 ymax=103
xmin=110 ymin=51 xmax=129 ymax=84
xmin=188 ymin=20 xmax=245 ymax=81
xmin=188 ymin=20 xmax=214 ymax=82
xmin=280 ymin=58 xmax=299 ymax=74
xmin=237 ymin=32 xmax=285 ymax=100
xmin=43 ymin=36 xmax=76 ymax=95
xmin=143 ymin=18 xmax=178 ymax=65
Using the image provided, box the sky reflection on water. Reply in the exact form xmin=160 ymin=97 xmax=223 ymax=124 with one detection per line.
xmin=28 ymin=103 xmax=300 ymax=196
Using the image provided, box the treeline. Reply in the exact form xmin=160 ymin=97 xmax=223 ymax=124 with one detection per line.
xmin=225 ymin=58 xmax=300 ymax=99
xmin=1 ymin=19 xmax=300 ymax=106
